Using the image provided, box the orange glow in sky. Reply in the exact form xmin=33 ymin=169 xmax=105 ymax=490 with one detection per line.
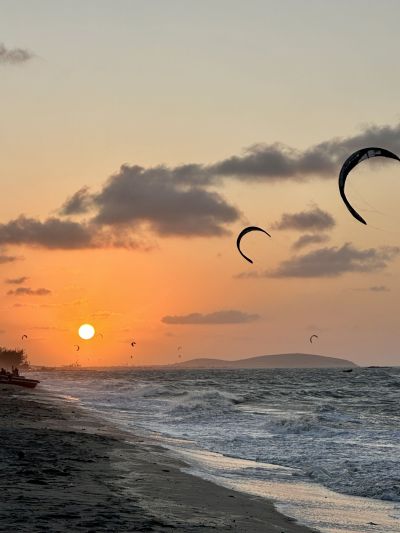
xmin=2 ymin=3 xmax=400 ymax=368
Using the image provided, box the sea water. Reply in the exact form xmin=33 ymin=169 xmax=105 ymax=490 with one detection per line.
xmin=33 ymin=367 xmax=400 ymax=532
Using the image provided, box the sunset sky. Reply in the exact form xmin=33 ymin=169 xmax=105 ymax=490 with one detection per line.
xmin=2 ymin=1 xmax=400 ymax=366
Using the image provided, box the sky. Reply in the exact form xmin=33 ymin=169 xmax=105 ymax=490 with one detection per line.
xmin=2 ymin=0 xmax=400 ymax=366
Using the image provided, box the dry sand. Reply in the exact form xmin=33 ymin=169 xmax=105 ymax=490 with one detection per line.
xmin=0 ymin=385 xmax=314 ymax=532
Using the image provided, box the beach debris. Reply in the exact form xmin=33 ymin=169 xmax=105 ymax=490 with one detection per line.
xmin=74 ymin=345 xmax=80 ymax=352
xmin=309 ymin=334 xmax=318 ymax=344
xmin=236 ymin=226 xmax=271 ymax=264
xmin=339 ymin=147 xmax=400 ymax=224
xmin=21 ymin=334 xmax=28 ymax=340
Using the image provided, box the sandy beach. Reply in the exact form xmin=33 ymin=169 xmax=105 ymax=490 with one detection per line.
xmin=0 ymin=384 xmax=314 ymax=532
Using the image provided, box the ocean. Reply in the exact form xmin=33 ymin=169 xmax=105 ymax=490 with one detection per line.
xmin=33 ymin=367 xmax=400 ymax=533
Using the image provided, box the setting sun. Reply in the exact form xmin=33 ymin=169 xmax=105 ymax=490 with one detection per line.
xmin=78 ymin=324 xmax=95 ymax=340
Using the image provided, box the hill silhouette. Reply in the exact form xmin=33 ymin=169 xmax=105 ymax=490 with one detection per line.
xmin=173 ymin=353 xmax=357 ymax=369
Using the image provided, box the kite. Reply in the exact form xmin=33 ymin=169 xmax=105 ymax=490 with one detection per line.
xmin=339 ymin=147 xmax=400 ymax=224
xmin=236 ymin=226 xmax=271 ymax=264
xmin=309 ymin=334 xmax=318 ymax=344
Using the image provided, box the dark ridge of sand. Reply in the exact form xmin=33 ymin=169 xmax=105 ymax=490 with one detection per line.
xmin=0 ymin=386 xmax=314 ymax=533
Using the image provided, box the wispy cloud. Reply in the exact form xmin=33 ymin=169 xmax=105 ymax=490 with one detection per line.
xmin=162 ymin=309 xmax=260 ymax=325
xmin=0 ymin=253 xmax=21 ymax=264
xmin=369 ymin=285 xmax=390 ymax=292
xmin=352 ymin=285 xmax=390 ymax=292
xmin=5 ymin=276 xmax=29 ymax=285
xmin=270 ymin=243 xmax=400 ymax=278
xmin=237 ymin=244 xmax=400 ymax=279
xmin=292 ymin=233 xmax=330 ymax=250
xmin=272 ymin=207 xmax=335 ymax=232
xmin=7 ymin=287 xmax=52 ymax=296
xmin=0 ymin=43 xmax=33 ymax=65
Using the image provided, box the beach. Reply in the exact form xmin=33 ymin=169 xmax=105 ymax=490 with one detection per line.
xmin=0 ymin=385 xmax=312 ymax=533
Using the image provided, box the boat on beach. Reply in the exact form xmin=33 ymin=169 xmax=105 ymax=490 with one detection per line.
xmin=0 ymin=375 xmax=40 ymax=388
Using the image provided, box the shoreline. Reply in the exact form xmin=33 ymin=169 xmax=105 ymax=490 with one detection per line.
xmin=0 ymin=384 xmax=313 ymax=532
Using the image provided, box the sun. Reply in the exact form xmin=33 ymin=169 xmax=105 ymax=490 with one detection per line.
xmin=78 ymin=323 xmax=95 ymax=340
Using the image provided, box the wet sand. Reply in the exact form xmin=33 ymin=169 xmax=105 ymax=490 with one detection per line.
xmin=0 ymin=385 xmax=314 ymax=532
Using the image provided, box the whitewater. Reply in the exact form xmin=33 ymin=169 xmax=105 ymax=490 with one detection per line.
xmin=34 ymin=367 xmax=400 ymax=532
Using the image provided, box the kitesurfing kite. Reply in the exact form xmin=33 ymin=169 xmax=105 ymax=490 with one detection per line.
xmin=236 ymin=226 xmax=271 ymax=264
xmin=131 ymin=340 xmax=136 ymax=348
xmin=21 ymin=334 xmax=27 ymax=340
xmin=339 ymin=147 xmax=400 ymax=224
xmin=74 ymin=344 xmax=80 ymax=352
xmin=309 ymin=334 xmax=318 ymax=344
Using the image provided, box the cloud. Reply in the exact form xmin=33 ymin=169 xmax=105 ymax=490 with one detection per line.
xmin=269 ymin=243 xmax=400 ymax=278
xmin=0 ymin=164 xmax=240 ymax=248
xmin=0 ymin=43 xmax=33 ymax=65
xmin=5 ymin=276 xmax=29 ymax=285
xmin=234 ymin=270 xmax=263 ymax=280
xmin=0 ymin=253 xmax=20 ymax=264
xmin=0 ymin=216 xmax=144 ymax=250
xmin=3 ymin=121 xmax=400 ymax=250
xmin=7 ymin=287 xmax=52 ymax=296
xmin=292 ymin=233 xmax=330 ymax=250
xmin=90 ymin=311 xmax=121 ymax=318
xmin=59 ymin=187 xmax=93 ymax=216
xmin=273 ymin=208 xmax=335 ymax=232
xmin=0 ymin=217 xmax=96 ymax=249
xmin=352 ymin=285 xmax=390 ymax=292
xmin=162 ymin=309 xmax=260 ymax=325
xmin=55 ymin=122 xmax=399 ymax=236
xmin=71 ymin=121 xmax=394 ymax=188
xmin=209 ymin=123 xmax=400 ymax=182
xmin=90 ymin=165 xmax=240 ymax=236
xmin=369 ymin=285 xmax=390 ymax=292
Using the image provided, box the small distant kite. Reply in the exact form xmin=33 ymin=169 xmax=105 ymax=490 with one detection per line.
xmin=74 ymin=345 xmax=80 ymax=352
xmin=339 ymin=147 xmax=400 ymax=225
xmin=309 ymin=335 xmax=318 ymax=344
xmin=21 ymin=334 xmax=28 ymax=340
xmin=236 ymin=226 xmax=271 ymax=264
xmin=131 ymin=341 xmax=136 ymax=348
xmin=97 ymin=333 xmax=104 ymax=340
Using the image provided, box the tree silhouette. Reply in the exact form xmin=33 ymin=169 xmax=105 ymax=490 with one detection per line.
xmin=0 ymin=347 xmax=29 ymax=369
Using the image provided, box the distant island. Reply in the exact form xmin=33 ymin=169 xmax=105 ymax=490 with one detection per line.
xmin=173 ymin=353 xmax=357 ymax=369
